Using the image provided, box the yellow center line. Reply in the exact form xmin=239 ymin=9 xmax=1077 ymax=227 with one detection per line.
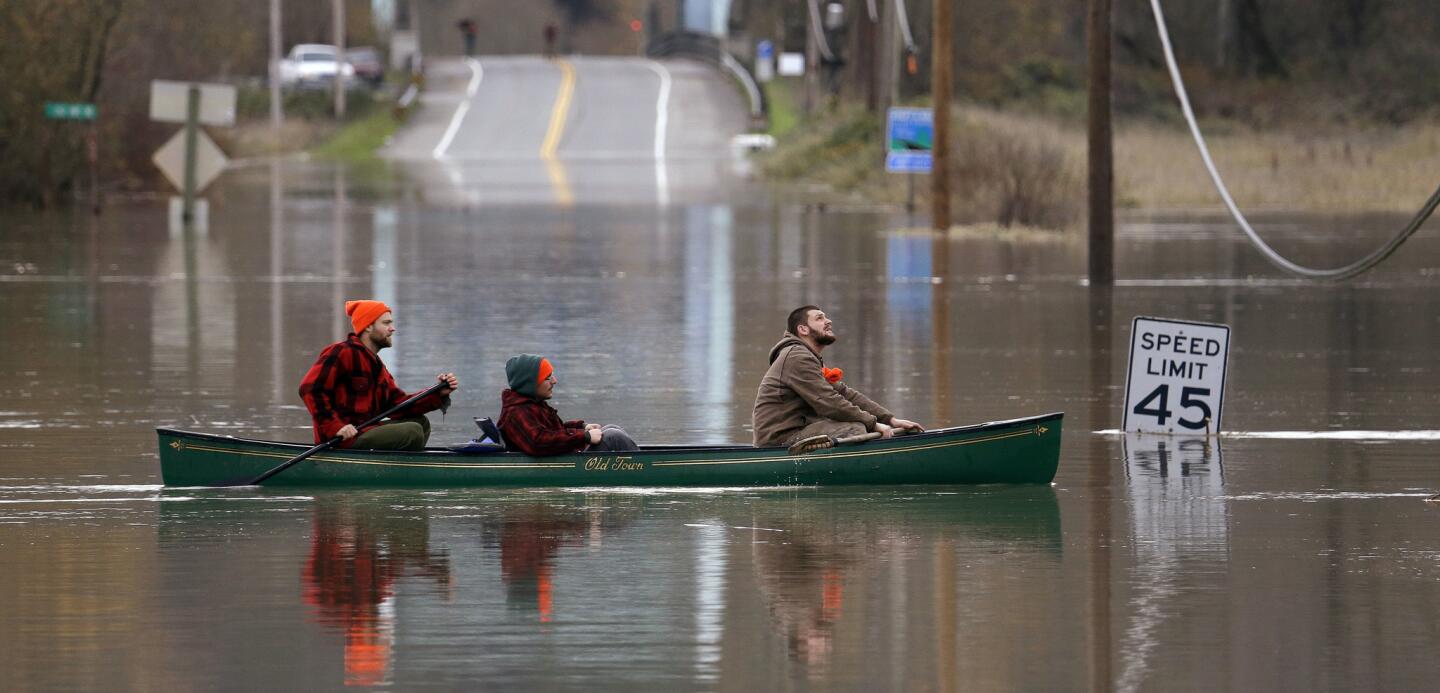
xmin=540 ymin=59 xmax=575 ymax=158
xmin=541 ymin=58 xmax=575 ymax=206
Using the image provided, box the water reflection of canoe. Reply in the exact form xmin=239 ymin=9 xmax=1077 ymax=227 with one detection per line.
xmin=156 ymin=412 xmax=1062 ymax=487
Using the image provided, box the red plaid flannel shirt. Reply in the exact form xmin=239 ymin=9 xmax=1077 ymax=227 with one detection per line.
xmin=298 ymin=335 xmax=448 ymax=446
xmin=496 ymin=388 xmax=588 ymax=456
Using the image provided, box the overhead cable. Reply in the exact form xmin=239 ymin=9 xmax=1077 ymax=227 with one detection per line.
xmin=894 ymin=0 xmax=916 ymax=53
xmin=807 ymin=0 xmax=836 ymax=62
xmin=1150 ymin=0 xmax=1440 ymax=280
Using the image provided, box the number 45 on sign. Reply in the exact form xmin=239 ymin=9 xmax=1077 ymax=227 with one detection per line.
xmin=1122 ymin=317 xmax=1231 ymax=435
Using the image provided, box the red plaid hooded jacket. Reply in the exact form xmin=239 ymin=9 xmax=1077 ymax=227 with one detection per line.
xmin=298 ymin=335 xmax=448 ymax=446
xmin=497 ymin=388 xmax=588 ymax=456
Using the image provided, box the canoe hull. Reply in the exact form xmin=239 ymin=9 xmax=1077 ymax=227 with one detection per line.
xmin=157 ymin=412 xmax=1063 ymax=487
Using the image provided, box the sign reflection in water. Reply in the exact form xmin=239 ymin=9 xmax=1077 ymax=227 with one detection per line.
xmin=1118 ymin=434 xmax=1226 ymax=692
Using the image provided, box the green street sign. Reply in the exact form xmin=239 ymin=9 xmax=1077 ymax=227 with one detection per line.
xmin=44 ymin=102 xmax=97 ymax=121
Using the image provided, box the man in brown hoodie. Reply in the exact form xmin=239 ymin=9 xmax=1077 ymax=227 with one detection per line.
xmin=751 ymin=305 xmax=923 ymax=447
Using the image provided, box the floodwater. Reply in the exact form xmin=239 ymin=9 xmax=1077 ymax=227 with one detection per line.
xmin=3 ymin=159 xmax=1440 ymax=691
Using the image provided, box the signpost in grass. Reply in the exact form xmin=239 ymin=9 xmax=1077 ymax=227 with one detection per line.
xmin=44 ymin=102 xmax=100 ymax=213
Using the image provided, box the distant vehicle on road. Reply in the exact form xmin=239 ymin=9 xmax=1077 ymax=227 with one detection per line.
xmin=278 ymin=44 xmax=355 ymax=90
xmin=345 ymin=47 xmax=385 ymax=88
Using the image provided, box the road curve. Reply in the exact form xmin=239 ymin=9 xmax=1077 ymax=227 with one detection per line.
xmin=383 ymin=55 xmax=751 ymax=207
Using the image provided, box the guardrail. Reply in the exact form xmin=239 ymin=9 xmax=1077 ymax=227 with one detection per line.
xmin=647 ymin=31 xmax=766 ymax=130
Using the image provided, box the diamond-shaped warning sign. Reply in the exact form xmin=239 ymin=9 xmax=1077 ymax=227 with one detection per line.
xmin=152 ymin=129 xmax=228 ymax=193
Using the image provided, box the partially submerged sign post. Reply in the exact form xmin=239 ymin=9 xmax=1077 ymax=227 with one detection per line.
xmin=149 ymin=80 xmax=235 ymax=225
xmin=1123 ymin=317 xmax=1231 ymax=435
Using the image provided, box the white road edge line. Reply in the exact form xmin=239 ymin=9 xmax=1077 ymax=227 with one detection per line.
xmin=645 ymin=59 xmax=671 ymax=206
xmin=433 ymin=57 xmax=483 ymax=160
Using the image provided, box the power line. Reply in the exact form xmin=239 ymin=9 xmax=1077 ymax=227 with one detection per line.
xmin=1150 ymin=0 xmax=1440 ymax=280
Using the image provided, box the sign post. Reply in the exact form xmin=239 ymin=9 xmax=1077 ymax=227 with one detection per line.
xmin=149 ymin=80 xmax=235 ymax=229
xmin=183 ymin=85 xmax=200 ymax=222
xmin=756 ymin=40 xmax=775 ymax=82
xmin=885 ymin=107 xmax=933 ymax=214
xmin=44 ymin=102 xmax=101 ymax=214
xmin=1122 ymin=317 xmax=1231 ymax=435
xmin=44 ymin=102 xmax=97 ymax=120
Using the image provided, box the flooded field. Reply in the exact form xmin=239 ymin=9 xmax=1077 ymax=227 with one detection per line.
xmin=3 ymin=159 xmax=1440 ymax=690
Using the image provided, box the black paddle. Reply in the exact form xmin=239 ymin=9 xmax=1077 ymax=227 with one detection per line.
xmin=215 ymin=380 xmax=449 ymax=487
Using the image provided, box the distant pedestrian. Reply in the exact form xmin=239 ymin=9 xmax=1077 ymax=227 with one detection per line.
xmin=543 ymin=24 xmax=558 ymax=58
xmin=457 ymin=19 xmax=478 ymax=57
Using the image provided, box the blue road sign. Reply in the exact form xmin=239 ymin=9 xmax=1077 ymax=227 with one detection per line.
xmin=885 ymin=107 xmax=932 ymax=173
xmin=757 ymin=39 xmax=774 ymax=60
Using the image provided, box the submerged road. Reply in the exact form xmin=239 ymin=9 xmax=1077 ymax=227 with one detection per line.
xmin=383 ymin=55 xmax=751 ymax=207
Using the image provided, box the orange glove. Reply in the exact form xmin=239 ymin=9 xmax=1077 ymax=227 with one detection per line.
xmin=822 ymin=367 xmax=843 ymax=384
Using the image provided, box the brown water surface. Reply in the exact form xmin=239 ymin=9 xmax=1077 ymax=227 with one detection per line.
xmin=2 ymin=161 xmax=1439 ymax=690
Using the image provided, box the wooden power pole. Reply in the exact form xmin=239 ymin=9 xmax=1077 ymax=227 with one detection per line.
xmin=1087 ymin=0 xmax=1114 ymax=285
xmin=333 ymin=0 xmax=346 ymax=118
xmin=270 ymin=0 xmax=283 ymax=137
xmin=931 ymin=0 xmax=952 ymax=231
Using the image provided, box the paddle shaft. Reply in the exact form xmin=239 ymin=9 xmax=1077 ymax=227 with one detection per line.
xmin=237 ymin=381 xmax=448 ymax=486
xmin=834 ymin=431 xmax=882 ymax=446
xmin=787 ymin=430 xmax=890 ymax=455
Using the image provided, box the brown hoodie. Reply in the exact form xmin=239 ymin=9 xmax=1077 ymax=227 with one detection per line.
xmin=751 ymin=333 xmax=894 ymax=447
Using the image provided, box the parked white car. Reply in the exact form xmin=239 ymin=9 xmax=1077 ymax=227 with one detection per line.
xmin=278 ymin=44 xmax=354 ymax=90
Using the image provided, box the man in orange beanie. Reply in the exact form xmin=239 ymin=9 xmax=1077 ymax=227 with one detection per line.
xmin=497 ymin=354 xmax=637 ymax=456
xmin=298 ymin=300 xmax=459 ymax=450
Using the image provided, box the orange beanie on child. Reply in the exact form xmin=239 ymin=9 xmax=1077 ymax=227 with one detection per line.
xmin=345 ymin=300 xmax=391 ymax=334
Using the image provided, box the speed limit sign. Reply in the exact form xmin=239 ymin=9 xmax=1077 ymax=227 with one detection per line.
xmin=1123 ymin=317 xmax=1230 ymax=435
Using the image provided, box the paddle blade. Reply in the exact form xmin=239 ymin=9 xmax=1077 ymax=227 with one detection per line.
xmin=210 ymin=477 xmax=262 ymax=488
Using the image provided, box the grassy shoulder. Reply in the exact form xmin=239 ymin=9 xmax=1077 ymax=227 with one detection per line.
xmin=222 ymin=88 xmax=398 ymax=162
xmin=759 ymin=84 xmax=1440 ymax=227
xmin=310 ymin=104 xmax=398 ymax=162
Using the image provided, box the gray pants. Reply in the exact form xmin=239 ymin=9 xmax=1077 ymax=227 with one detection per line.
xmin=784 ymin=419 xmax=866 ymax=446
xmin=351 ymin=415 xmax=431 ymax=451
xmin=587 ymin=424 xmax=638 ymax=452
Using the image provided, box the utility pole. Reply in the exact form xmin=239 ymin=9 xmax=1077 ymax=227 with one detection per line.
xmin=858 ymin=0 xmax=879 ymax=112
xmin=804 ymin=0 xmax=817 ymax=116
xmin=333 ymin=0 xmax=346 ymax=118
xmin=1216 ymin=0 xmax=1233 ymax=69
xmin=874 ymin=0 xmax=895 ymax=116
xmin=270 ymin=0 xmax=283 ymax=139
xmin=1087 ymin=0 xmax=1114 ymax=285
xmin=930 ymin=0 xmax=952 ymax=231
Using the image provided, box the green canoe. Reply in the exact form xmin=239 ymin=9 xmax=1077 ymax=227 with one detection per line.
xmin=156 ymin=412 xmax=1063 ymax=487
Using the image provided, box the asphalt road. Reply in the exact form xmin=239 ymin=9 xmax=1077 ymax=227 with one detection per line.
xmin=383 ymin=55 xmax=751 ymax=207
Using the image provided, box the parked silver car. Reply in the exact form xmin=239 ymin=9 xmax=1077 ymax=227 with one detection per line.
xmin=278 ymin=44 xmax=354 ymax=90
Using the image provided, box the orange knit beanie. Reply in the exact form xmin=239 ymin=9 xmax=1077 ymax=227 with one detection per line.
xmin=345 ymin=300 xmax=391 ymax=334
xmin=537 ymin=358 xmax=554 ymax=383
